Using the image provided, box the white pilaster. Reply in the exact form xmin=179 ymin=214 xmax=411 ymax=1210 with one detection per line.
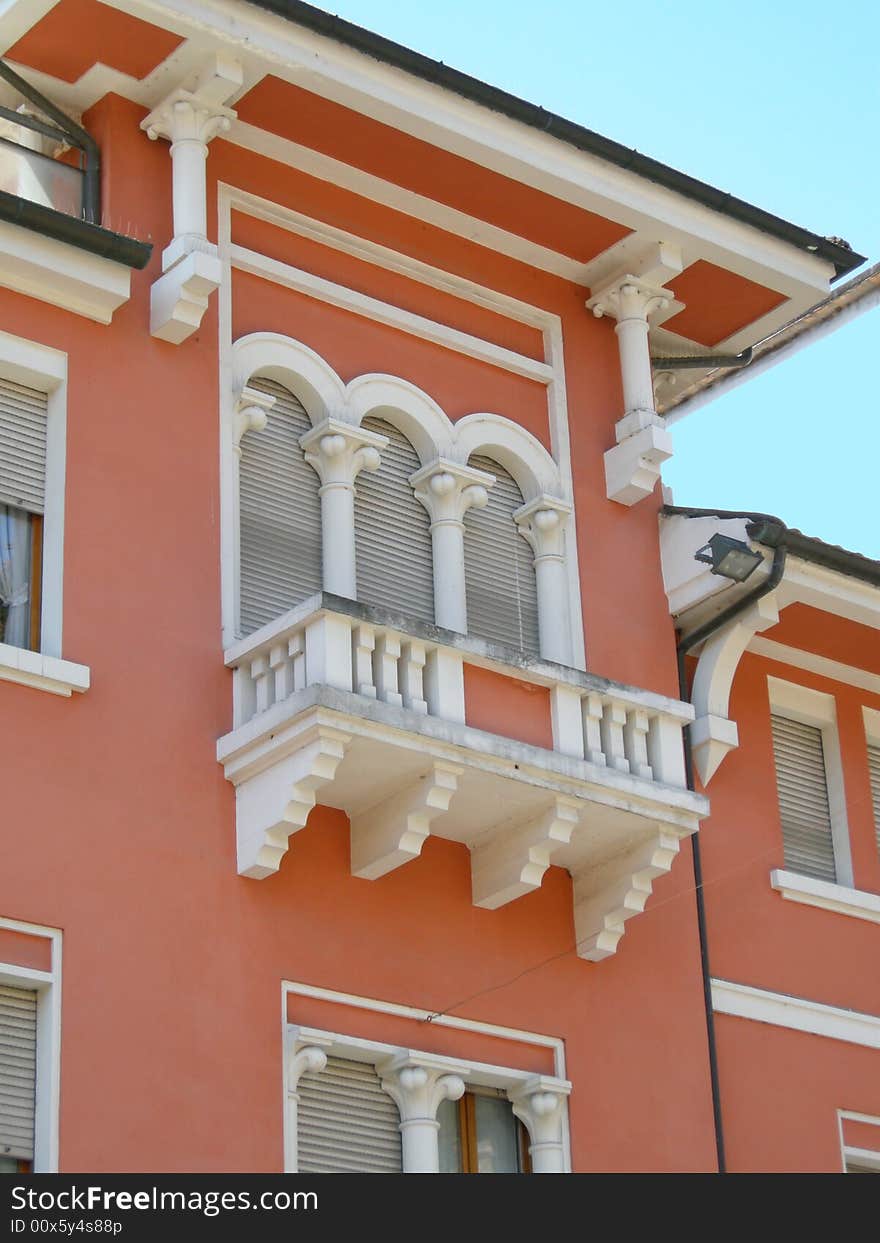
xmin=514 ymin=495 xmax=573 ymax=664
xmin=378 ymin=1054 xmax=467 ymax=1173
xmin=142 ymin=57 xmax=240 ymax=344
xmin=411 ymin=459 xmax=494 ymax=633
xmin=508 ymin=1077 xmax=571 ymax=1173
xmin=587 ymin=274 xmax=676 ymax=505
xmin=301 ymin=419 xmax=388 ymax=599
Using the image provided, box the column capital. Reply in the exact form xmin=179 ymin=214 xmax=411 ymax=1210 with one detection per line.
xmin=300 ymin=417 xmax=388 ymax=489
xmin=233 ymin=383 xmax=275 ymax=457
xmin=587 ymin=273 xmax=673 ymax=324
xmin=508 ymin=1076 xmax=571 ymax=1173
xmin=513 ymin=494 xmax=571 ymax=560
xmin=286 ymin=1035 xmax=333 ymax=1093
xmin=378 ymin=1052 xmax=467 ymax=1123
xmin=142 ymin=88 xmax=236 ymax=148
xmin=410 ymin=458 xmax=494 ymax=526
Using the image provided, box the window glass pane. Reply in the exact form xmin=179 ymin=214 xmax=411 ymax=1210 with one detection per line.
xmin=437 ymin=1096 xmax=462 ymax=1173
xmin=0 ymin=504 xmax=33 ymax=649
xmin=474 ymin=1094 xmax=520 ymax=1173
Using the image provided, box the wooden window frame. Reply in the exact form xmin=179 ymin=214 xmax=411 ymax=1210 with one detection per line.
xmin=455 ymin=1088 xmax=531 ymax=1174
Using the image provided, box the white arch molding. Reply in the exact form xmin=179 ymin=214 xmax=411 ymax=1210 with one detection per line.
xmin=225 ymin=332 xmax=582 ymax=665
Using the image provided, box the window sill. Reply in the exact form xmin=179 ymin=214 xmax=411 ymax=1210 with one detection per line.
xmin=0 ymin=643 xmax=90 ymax=697
xmin=770 ymin=869 xmax=880 ymax=925
xmin=0 ymin=190 xmax=151 ymax=324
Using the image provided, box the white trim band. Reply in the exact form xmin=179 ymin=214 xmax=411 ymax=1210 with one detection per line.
xmin=770 ymin=869 xmax=880 ymax=925
xmin=711 ymin=978 xmax=880 ymax=1049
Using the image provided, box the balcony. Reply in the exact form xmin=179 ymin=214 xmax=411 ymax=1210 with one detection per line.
xmin=217 ymin=595 xmax=707 ymax=961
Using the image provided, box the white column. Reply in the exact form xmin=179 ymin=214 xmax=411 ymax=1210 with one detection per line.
xmin=378 ymin=1054 xmax=467 ymax=1173
xmin=301 ymin=418 xmax=388 ymax=600
xmin=514 ymin=495 xmax=573 ymax=664
xmin=587 ymin=274 xmax=675 ymax=506
xmin=411 ymin=459 xmax=494 ymax=633
xmin=508 ymin=1077 xmax=571 ymax=1174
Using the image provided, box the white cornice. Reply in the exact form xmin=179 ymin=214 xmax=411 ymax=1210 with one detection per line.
xmin=770 ymin=870 xmax=880 ymax=925
xmin=712 ymin=978 xmax=880 ymax=1049
xmin=748 ymin=638 xmax=880 ymax=698
xmin=0 ymin=218 xmax=134 ymax=323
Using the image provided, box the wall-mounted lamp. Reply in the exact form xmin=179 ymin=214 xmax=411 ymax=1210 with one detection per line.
xmin=694 ymin=533 xmax=763 ymax=583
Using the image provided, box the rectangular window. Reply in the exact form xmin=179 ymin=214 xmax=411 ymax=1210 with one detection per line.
xmin=771 ymin=713 xmax=837 ymax=883
xmin=0 ymin=374 xmax=48 ymax=652
xmin=867 ymin=742 xmax=880 ymax=857
xmin=438 ymin=1089 xmax=530 ymax=1174
xmin=297 ymin=1055 xmax=402 ymax=1174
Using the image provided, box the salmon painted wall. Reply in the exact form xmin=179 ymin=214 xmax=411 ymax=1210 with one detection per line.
xmin=698 ymin=644 xmax=880 ymax=1018
xmin=0 ymin=90 xmax=719 ymax=1171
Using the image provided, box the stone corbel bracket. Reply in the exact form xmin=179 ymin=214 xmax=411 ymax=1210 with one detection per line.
xmin=141 ymin=54 xmax=242 ymax=344
xmin=689 ymin=592 xmax=780 ymax=784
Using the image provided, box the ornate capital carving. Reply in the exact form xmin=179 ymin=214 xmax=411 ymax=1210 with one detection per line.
xmin=143 ymin=89 xmax=236 ymax=148
xmin=233 ymin=384 xmax=276 ymax=457
xmin=410 ymin=459 xmax=494 ymax=527
xmin=508 ymin=1077 xmax=571 ymax=1173
xmin=587 ymin=274 xmax=673 ymax=324
xmin=287 ymin=1044 xmax=329 ymax=1093
xmin=513 ymin=495 xmax=571 ymax=561
xmin=378 ymin=1054 xmax=467 ymax=1124
xmin=300 ymin=418 xmax=387 ymax=490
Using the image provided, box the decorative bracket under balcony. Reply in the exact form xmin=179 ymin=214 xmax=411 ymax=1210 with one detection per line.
xmin=218 ymin=595 xmax=707 ymax=962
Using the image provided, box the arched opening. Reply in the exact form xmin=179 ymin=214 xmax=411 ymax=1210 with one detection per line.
xmin=238 ymin=377 xmax=322 ymax=636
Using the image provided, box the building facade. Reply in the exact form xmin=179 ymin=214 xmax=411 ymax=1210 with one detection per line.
xmin=0 ymin=0 xmax=877 ymax=1175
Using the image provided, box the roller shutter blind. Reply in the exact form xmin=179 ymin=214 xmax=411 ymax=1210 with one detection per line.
xmin=463 ymin=455 xmax=539 ymax=655
xmin=354 ymin=416 xmax=434 ymax=625
xmin=868 ymin=743 xmax=880 ymax=855
xmin=771 ymin=714 xmax=837 ymax=883
xmin=238 ymin=379 xmax=322 ymax=637
xmin=0 ymin=377 xmax=48 ymax=515
xmin=298 ymin=1055 xmax=402 ymax=1173
xmin=0 ymin=984 xmax=37 ymax=1164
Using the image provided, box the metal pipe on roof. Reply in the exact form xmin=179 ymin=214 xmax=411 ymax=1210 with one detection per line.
xmin=653 ymin=347 xmax=753 ymax=371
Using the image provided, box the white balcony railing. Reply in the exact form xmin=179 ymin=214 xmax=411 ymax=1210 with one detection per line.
xmin=218 ymin=594 xmax=707 ymax=961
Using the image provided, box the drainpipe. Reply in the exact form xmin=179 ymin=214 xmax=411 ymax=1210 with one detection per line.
xmin=674 ymin=516 xmax=787 ymax=1174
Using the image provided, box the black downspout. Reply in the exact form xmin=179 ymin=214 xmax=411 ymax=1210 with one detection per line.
xmin=676 ymin=532 xmax=787 ymax=1173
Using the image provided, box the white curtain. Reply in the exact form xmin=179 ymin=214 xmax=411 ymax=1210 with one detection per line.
xmin=0 ymin=505 xmax=31 ymax=648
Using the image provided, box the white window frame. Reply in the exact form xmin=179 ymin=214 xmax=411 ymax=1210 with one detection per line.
xmin=281 ymin=979 xmax=571 ymax=1174
xmin=0 ymin=331 xmax=88 ymax=697
xmin=838 ymin=1109 xmax=880 ymax=1173
xmin=0 ymin=916 xmax=62 ymax=1173
xmin=767 ymin=676 xmax=853 ymax=888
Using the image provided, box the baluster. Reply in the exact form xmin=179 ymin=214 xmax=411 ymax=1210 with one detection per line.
xmin=250 ymin=653 xmax=274 ymax=715
xmin=583 ymin=693 xmax=606 ymax=766
xmin=288 ymin=631 xmax=306 ymax=693
xmin=400 ymin=641 xmax=428 ymax=714
xmin=269 ymin=642 xmax=294 ymax=704
xmin=232 ymin=665 xmax=256 ymax=729
xmin=373 ymin=631 xmax=403 ymax=706
xmin=352 ymin=624 xmax=377 ymax=698
xmin=623 ymin=709 xmax=653 ymax=780
xmin=600 ymin=701 xmax=630 ymax=772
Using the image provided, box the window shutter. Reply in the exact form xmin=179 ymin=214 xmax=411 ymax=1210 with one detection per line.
xmin=868 ymin=743 xmax=880 ymax=855
xmin=771 ymin=714 xmax=837 ymax=882
xmin=238 ymin=378 xmax=322 ymax=637
xmin=0 ymin=984 xmax=37 ymax=1164
xmin=463 ymin=455 xmax=539 ymax=655
xmin=0 ymin=377 xmax=48 ymax=515
xmin=355 ymin=416 xmax=434 ymax=625
xmin=298 ymin=1055 xmax=402 ymax=1173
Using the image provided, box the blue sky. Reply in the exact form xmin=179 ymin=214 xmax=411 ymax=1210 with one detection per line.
xmin=307 ymin=0 xmax=880 ymax=557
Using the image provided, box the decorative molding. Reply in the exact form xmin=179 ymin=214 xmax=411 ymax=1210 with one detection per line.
xmin=711 ymin=978 xmax=880 ymax=1050
xmin=233 ymin=724 xmax=350 ymax=878
xmin=603 ymin=424 xmax=674 ymax=507
xmin=508 ymin=1076 xmax=572 ymax=1174
xmin=748 ymin=637 xmax=880 ymax=698
xmin=573 ymin=827 xmax=686 ymax=961
xmin=471 ymin=797 xmax=581 ymax=909
xmin=0 ymin=217 xmax=134 ymax=324
xmin=350 ymin=762 xmax=462 ymax=879
xmin=770 ymin=869 xmax=880 ymax=925
xmin=232 ymin=382 xmax=275 ymax=456
xmin=0 ymin=643 xmax=89 ymax=698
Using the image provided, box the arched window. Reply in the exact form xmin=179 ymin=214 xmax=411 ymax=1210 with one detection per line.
xmin=463 ymin=454 xmax=539 ymax=655
xmin=238 ymin=378 xmax=322 ymax=637
xmin=355 ymin=416 xmax=434 ymax=625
